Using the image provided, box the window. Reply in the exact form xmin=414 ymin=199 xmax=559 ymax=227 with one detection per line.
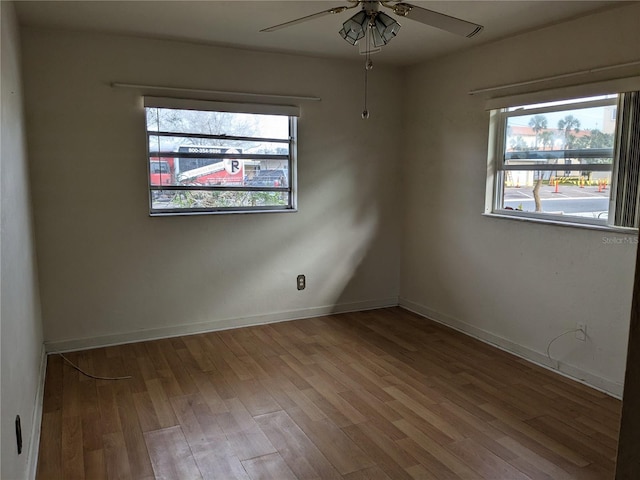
xmin=486 ymin=91 xmax=640 ymax=229
xmin=144 ymin=97 xmax=298 ymax=215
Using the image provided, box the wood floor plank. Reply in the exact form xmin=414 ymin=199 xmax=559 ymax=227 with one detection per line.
xmin=446 ymin=437 xmax=532 ymax=480
xmin=483 ymin=403 xmax=591 ymax=467
xmin=215 ymin=397 xmax=278 ymax=461
xmin=83 ymin=449 xmax=107 ymax=480
xmin=36 ymin=307 xmax=621 ymax=480
xmin=42 ymin=355 xmax=64 ymax=413
xmin=496 ymin=436 xmax=574 ymax=480
xmin=429 ymin=402 xmax=517 ymax=463
xmin=258 ymin=353 xmax=313 ymax=391
xmin=261 ymin=376 xmax=328 ymax=422
xmin=102 ymin=431 xmax=133 ymax=480
xmin=202 ymin=333 xmax=254 ymax=381
xmin=342 ymin=422 xmax=418 ymax=480
xmin=287 ymin=407 xmax=375 ymax=475
xmin=231 ymin=378 xmax=282 ymax=416
xmin=61 ymin=415 xmax=84 ymax=478
xmin=145 ymin=378 xmax=179 ymax=428
xmin=112 ymin=344 xmax=148 ymax=394
xmin=343 ymin=465 xmax=393 ymax=480
xmin=170 ymin=394 xmax=250 ymax=480
xmin=113 ymin=381 xmax=155 ymax=478
xmin=36 ymin=411 xmax=63 ymax=479
xmin=61 ymin=359 xmax=80 ymax=419
xmin=388 ymin=399 xmax=460 ymax=447
xmin=338 ymin=389 xmax=406 ymax=440
xmin=157 ymin=338 xmax=200 ymax=396
xmin=575 ymin=414 xmax=620 ymax=442
xmin=315 ymin=351 xmax=395 ymax=402
xmin=394 ymin=418 xmax=485 ymax=480
xmin=182 ymin=335 xmax=217 ymax=373
xmin=255 ymin=410 xmax=342 ymax=479
xmin=303 ymin=385 xmax=366 ymax=428
xmin=188 ymin=367 xmax=229 ymax=414
xmin=241 ymin=452 xmax=297 ymax=480
xmin=133 ymin=390 xmax=161 ymax=433
xmin=81 ymin=415 xmax=103 ymax=453
xmin=395 ymin=436 xmax=461 ymax=479
xmin=96 ymin=383 xmax=122 ymax=435
xmin=526 ymin=415 xmax=617 ymax=469
xmin=145 ymin=426 xmax=203 ymax=480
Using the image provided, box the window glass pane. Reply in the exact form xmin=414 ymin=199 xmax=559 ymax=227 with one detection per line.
xmin=489 ymin=91 xmax=640 ymax=228
xmin=148 ymin=135 xmax=288 ymax=154
xmin=505 ymin=154 xmax=613 ymax=166
xmin=149 ymin=157 xmax=289 ymax=188
xmin=245 ymin=160 xmax=289 ymax=187
xmin=151 ymin=189 xmax=290 ymax=211
xmin=145 ymin=104 xmax=295 ymax=215
xmin=146 ymin=108 xmax=289 ymax=139
xmin=501 ymin=170 xmax=612 ymax=221
xmin=505 ymin=103 xmax=617 ymax=163
xmin=506 ymin=94 xmax=617 ymax=111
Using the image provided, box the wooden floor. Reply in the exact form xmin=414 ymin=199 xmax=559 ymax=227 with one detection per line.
xmin=36 ymin=308 xmax=621 ymax=479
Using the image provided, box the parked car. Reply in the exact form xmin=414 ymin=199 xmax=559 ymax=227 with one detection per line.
xmin=246 ymin=169 xmax=287 ymax=187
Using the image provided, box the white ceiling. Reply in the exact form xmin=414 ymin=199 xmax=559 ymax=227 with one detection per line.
xmin=15 ymin=1 xmax=630 ymax=66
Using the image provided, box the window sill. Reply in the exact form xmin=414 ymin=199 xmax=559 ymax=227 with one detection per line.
xmin=150 ymin=207 xmax=298 ymax=217
xmin=483 ymin=211 xmax=638 ymax=234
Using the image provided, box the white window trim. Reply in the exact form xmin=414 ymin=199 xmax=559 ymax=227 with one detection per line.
xmin=483 ymin=76 xmax=640 ymax=111
xmin=484 ymin=87 xmax=638 ymax=231
xmin=144 ymin=97 xmax=298 ymax=216
xmin=144 ymin=96 xmax=300 ymax=118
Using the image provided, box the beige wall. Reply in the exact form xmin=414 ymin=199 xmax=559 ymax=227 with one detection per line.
xmin=401 ymin=3 xmax=640 ymax=396
xmin=21 ymin=27 xmax=403 ymax=350
xmin=1 ymin=2 xmax=45 ymax=478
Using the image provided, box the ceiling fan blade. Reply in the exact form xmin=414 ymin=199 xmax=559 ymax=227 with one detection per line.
xmin=260 ymin=4 xmax=355 ymax=33
xmin=386 ymin=2 xmax=483 ymax=38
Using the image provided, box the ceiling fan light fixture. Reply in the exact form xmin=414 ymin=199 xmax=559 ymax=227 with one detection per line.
xmin=369 ymin=25 xmax=385 ymax=48
xmin=339 ymin=27 xmax=358 ymax=45
xmin=339 ymin=10 xmax=368 ymax=45
xmin=373 ymin=12 xmax=401 ymax=45
xmin=391 ymin=3 xmax=412 ymax=17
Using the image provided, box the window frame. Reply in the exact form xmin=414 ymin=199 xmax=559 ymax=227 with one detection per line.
xmin=485 ymin=93 xmax=636 ymax=230
xmin=144 ymin=97 xmax=298 ymax=216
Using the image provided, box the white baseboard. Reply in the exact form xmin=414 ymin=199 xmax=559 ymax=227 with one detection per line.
xmin=27 ymin=344 xmax=47 ymax=480
xmin=44 ymin=297 xmax=399 ymax=353
xmin=399 ymin=297 xmax=623 ymax=399
xmin=44 ymin=296 xmax=623 ymax=398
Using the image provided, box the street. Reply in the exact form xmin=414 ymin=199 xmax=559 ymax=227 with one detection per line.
xmin=503 ymin=184 xmax=609 ymax=217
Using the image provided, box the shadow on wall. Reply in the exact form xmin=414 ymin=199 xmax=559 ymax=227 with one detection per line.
xmin=330 ymin=148 xmax=399 ymax=311
xmin=43 ymin=145 xmax=389 ymax=343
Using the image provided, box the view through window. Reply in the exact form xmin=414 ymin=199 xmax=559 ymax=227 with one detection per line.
xmin=490 ymin=94 xmax=626 ymax=226
xmin=145 ymin=99 xmax=296 ymax=215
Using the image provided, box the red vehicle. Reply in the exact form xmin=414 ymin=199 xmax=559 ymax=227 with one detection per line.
xmin=149 ymin=158 xmax=174 ymax=186
xmin=149 ymin=146 xmax=243 ymax=187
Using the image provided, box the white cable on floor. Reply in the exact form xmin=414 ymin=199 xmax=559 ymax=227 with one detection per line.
xmin=58 ymin=353 xmax=132 ymax=380
xmin=546 ymin=328 xmax=582 ymax=362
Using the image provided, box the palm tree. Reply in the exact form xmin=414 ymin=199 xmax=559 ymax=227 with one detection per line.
xmin=528 ymin=115 xmax=548 ymax=212
xmin=558 ymin=115 xmax=581 ymax=149
xmin=540 ymin=131 xmax=554 ymax=150
xmin=528 ymin=115 xmax=548 ymax=148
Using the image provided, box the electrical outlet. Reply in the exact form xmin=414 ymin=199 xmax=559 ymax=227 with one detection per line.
xmin=297 ymin=274 xmax=306 ymax=290
xmin=576 ymin=322 xmax=587 ymax=341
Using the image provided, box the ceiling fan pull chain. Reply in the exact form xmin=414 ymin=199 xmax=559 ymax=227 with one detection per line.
xmin=362 ymin=22 xmax=373 ymax=119
xmin=362 ymin=65 xmax=369 ymax=119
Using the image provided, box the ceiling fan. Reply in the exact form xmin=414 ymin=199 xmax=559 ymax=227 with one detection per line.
xmin=261 ymin=1 xmax=483 ymax=119
xmin=260 ymin=0 xmax=484 ymax=46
